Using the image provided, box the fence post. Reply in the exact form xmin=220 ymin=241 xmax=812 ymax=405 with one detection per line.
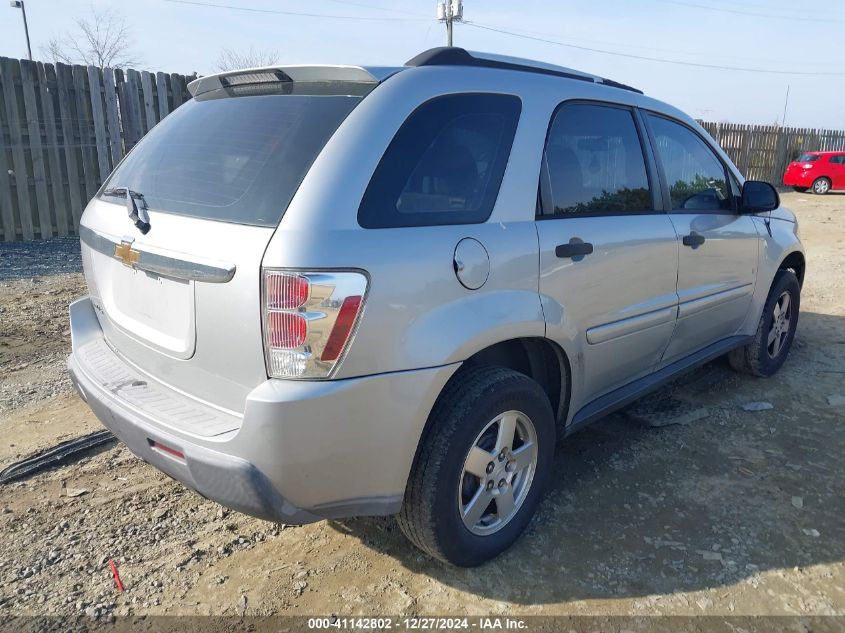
xmin=55 ymin=62 xmax=85 ymax=231
xmin=38 ymin=61 xmax=70 ymax=237
xmin=102 ymin=67 xmax=123 ymax=167
xmin=20 ymin=59 xmax=52 ymax=238
xmin=0 ymin=57 xmax=34 ymax=240
xmin=87 ymin=65 xmax=111 ymax=182
xmin=155 ymin=72 xmax=170 ymax=120
xmin=140 ymin=71 xmax=157 ymax=132
xmin=0 ymin=60 xmax=16 ymax=241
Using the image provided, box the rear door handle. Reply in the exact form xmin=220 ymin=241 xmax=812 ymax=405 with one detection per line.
xmin=555 ymin=240 xmax=594 ymax=259
xmin=682 ymin=233 xmax=706 ymax=248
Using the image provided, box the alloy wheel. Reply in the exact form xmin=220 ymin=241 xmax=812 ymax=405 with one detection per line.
xmin=767 ymin=290 xmax=792 ymax=359
xmin=457 ymin=410 xmax=538 ymax=536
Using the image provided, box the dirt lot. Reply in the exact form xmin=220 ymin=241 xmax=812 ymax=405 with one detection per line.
xmin=0 ymin=193 xmax=843 ymax=619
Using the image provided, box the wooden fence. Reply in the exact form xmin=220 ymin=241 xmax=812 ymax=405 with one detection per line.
xmin=699 ymin=121 xmax=845 ymax=186
xmin=0 ymin=56 xmax=193 ymax=242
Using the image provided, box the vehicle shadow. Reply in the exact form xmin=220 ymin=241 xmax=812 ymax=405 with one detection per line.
xmin=330 ymin=310 xmax=845 ymax=604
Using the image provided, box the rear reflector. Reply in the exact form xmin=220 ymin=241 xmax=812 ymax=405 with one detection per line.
xmin=321 ymin=295 xmax=363 ymax=361
xmin=149 ymin=440 xmax=185 ymax=461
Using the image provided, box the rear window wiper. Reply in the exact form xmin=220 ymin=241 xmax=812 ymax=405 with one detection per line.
xmin=103 ymin=187 xmax=151 ymax=235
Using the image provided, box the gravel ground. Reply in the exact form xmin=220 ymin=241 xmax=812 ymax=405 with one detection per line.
xmin=0 ymin=193 xmax=843 ymax=619
xmin=0 ymin=238 xmax=83 ymax=415
xmin=0 ymin=237 xmax=81 ymax=282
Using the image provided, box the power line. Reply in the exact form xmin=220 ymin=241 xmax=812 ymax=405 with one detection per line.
xmin=471 ymin=22 xmax=844 ymax=68
xmin=464 ymin=21 xmax=845 ymax=76
xmin=317 ymin=0 xmax=428 ymax=17
xmin=654 ymin=0 xmax=845 ymax=24
xmin=163 ymin=0 xmax=430 ymax=21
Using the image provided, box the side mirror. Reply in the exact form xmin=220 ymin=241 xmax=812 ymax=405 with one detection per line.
xmin=741 ymin=180 xmax=779 ymax=212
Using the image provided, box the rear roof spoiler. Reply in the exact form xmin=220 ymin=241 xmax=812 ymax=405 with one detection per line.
xmin=187 ymin=65 xmax=403 ymax=98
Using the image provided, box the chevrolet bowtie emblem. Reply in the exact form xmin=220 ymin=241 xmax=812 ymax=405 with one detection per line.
xmin=114 ymin=241 xmax=140 ymax=267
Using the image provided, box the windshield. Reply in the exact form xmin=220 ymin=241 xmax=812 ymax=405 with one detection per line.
xmin=796 ymin=153 xmax=821 ymax=162
xmin=100 ymin=91 xmax=362 ymax=226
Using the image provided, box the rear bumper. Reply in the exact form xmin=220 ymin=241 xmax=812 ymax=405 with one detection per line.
xmin=68 ymin=296 xmax=458 ymax=523
xmin=782 ymin=169 xmax=814 ymax=187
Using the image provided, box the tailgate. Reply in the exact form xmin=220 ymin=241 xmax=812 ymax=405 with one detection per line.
xmin=80 ymin=202 xmax=275 ymax=415
xmin=77 ymin=85 xmax=369 ymax=415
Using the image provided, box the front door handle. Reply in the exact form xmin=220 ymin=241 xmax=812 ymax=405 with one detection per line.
xmin=682 ymin=232 xmax=706 ymax=248
xmin=555 ymin=240 xmax=594 ymax=259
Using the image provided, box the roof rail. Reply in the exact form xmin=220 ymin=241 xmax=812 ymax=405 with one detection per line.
xmin=405 ymin=47 xmax=643 ymax=95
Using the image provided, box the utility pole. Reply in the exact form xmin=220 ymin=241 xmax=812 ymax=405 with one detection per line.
xmin=437 ymin=1 xmax=463 ymax=47
xmin=781 ymin=85 xmax=790 ymax=128
xmin=9 ymin=1 xmax=32 ymax=61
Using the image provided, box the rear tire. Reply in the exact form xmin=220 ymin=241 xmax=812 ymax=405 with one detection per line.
xmin=812 ymin=177 xmax=831 ymax=195
xmin=792 ymin=186 xmax=808 ymax=193
xmin=397 ymin=366 xmax=555 ymax=567
xmin=729 ymin=270 xmax=800 ymax=377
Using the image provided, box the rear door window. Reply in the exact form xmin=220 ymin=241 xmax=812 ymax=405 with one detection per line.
xmin=538 ymin=102 xmax=653 ymax=217
xmin=100 ymin=90 xmax=363 ymax=226
xmin=358 ymin=93 xmax=521 ymax=228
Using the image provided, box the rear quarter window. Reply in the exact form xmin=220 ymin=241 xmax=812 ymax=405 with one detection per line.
xmin=358 ymin=93 xmax=522 ymax=229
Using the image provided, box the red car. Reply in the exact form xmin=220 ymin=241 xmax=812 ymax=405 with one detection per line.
xmin=783 ymin=151 xmax=845 ymax=194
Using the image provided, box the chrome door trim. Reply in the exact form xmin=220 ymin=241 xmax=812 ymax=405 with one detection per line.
xmin=677 ymin=283 xmax=752 ymax=319
xmin=79 ymin=225 xmax=236 ymax=283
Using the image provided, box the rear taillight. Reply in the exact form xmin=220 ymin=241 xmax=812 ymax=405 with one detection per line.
xmin=802 ymin=163 xmax=815 ymax=170
xmin=262 ymin=270 xmax=368 ymax=379
xmin=266 ymin=272 xmax=309 ymax=309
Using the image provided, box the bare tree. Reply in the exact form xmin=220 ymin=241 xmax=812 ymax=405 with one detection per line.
xmin=42 ymin=7 xmax=140 ymax=69
xmin=216 ymin=47 xmax=279 ymax=72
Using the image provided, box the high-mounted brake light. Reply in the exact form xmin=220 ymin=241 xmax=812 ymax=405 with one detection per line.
xmin=220 ymin=70 xmax=289 ymax=87
xmin=262 ymin=271 xmax=368 ymax=379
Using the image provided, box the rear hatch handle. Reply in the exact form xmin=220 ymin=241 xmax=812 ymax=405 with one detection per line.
xmin=79 ymin=225 xmax=236 ymax=283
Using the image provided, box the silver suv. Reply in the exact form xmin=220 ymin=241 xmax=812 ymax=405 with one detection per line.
xmin=68 ymin=48 xmax=805 ymax=566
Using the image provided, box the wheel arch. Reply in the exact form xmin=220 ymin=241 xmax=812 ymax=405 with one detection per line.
xmin=414 ymin=337 xmax=571 ymax=449
xmin=460 ymin=338 xmax=571 ymax=428
xmin=778 ymin=250 xmax=806 ymax=288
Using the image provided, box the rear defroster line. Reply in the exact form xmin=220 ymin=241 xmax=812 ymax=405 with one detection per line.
xmin=0 ymin=431 xmax=116 ymax=485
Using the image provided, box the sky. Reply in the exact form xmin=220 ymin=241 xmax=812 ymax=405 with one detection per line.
xmin=1 ymin=0 xmax=843 ymax=129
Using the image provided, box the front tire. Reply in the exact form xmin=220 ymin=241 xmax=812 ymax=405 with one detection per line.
xmin=729 ymin=270 xmax=800 ymax=377
xmin=812 ymin=177 xmax=831 ymax=195
xmin=397 ymin=366 xmax=555 ymax=566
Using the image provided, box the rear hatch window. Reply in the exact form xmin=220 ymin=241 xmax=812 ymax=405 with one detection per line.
xmin=99 ymin=87 xmax=364 ymax=226
xmin=796 ymin=153 xmax=821 ymax=162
